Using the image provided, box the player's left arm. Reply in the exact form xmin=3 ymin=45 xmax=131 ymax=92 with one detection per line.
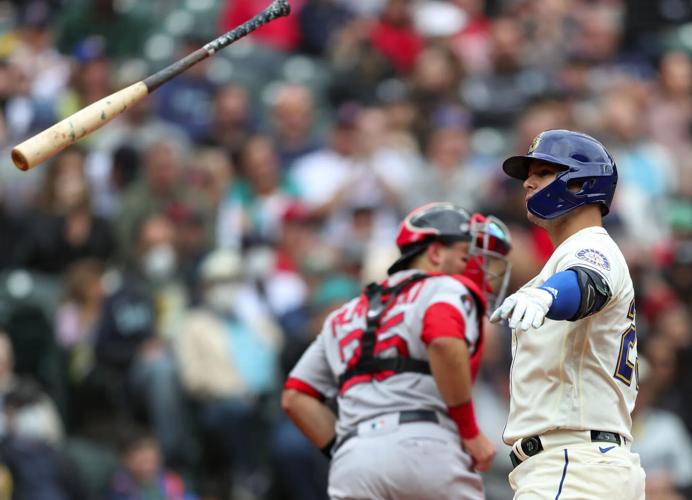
xmin=490 ymin=266 xmax=612 ymax=330
xmin=281 ymin=388 xmax=337 ymax=457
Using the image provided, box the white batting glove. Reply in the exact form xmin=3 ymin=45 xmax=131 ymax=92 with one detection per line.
xmin=489 ymin=287 xmax=554 ymax=331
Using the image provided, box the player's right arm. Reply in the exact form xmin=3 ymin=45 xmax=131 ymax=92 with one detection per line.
xmin=490 ymin=266 xmax=612 ymax=330
xmin=427 ymin=337 xmax=496 ymax=472
xmin=422 ymin=281 xmax=496 ymax=472
xmin=491 ymin=236 xmax=620 ymax=330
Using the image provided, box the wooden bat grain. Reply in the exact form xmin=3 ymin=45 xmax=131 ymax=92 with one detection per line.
xmin=12 ymin=82 xmax=148 ymax=171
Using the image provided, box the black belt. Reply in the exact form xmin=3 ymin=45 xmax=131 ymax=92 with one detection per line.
xmin=509 ymin=430 xmax=622 ymax=469
xmin=334 ymin=410 xmax=439 ymax=453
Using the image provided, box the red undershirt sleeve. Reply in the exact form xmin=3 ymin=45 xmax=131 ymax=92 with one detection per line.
xmin=421 ymin=302 xmax=467 ymax=345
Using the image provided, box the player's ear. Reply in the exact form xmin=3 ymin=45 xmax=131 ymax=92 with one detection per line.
xmin=426 ymin=241 xmax=444 ymax=268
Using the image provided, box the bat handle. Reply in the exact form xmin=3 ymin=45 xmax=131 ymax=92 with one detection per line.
xmin=11 ymin=82 xmax=149 ymax=171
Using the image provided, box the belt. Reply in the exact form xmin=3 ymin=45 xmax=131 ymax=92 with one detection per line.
xmin=509 ymin=430 xmax=623 ymax=469
xmin=334 ymin=410 xmax=439 ymax=453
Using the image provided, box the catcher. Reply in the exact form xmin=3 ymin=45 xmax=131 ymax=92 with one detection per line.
xmin=282 ymin=202 xmax=512 ymax=499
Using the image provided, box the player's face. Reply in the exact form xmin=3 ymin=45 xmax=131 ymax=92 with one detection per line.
xmin=438 ymin=241 xmax=471 ymax=275
xmin=523 ymin=160 xmax=564 ymax=225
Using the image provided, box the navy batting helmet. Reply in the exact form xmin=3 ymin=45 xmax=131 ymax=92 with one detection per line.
xmin=503 ymin=129 xmax=618 ymax=219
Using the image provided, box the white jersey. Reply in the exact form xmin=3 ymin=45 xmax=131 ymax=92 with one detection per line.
xmin=504 ymin=226 xmax=638 ymax=444
xmin=287 ymin=270 xmax=484 ymax=439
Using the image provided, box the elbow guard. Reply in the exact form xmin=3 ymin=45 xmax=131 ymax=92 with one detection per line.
xmin=568 ymin=266 xmax=612 ymax=320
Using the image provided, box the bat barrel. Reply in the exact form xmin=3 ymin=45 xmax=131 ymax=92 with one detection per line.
xmin=10 ymin=0 xmax=291 ymax=171
xmin=10 ymin=82 xmax=148 ymax=171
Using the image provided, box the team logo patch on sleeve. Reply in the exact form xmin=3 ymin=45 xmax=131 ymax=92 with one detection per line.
xmin=460 ymin=294 xmax=474 ymax=315
xmin=576 ymin=248 xmax=610 ymax=270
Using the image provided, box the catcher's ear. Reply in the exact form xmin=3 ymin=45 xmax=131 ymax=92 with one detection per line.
xmin=425 ymin=241 xmax=444 ymax=267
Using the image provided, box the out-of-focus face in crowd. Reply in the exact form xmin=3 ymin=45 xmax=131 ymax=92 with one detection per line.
xmin=144 ymin=141 xmax=185 ymax=195
xmin=271 ymin=84 xmax=315 ymax=142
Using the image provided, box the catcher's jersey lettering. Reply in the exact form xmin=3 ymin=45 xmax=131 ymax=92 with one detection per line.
xmin=289 ymin=270 xmax=482 ymax=438
xmin=331 ymin=296 xmax=367 ymax=335
xmin=504 ymin=227 xmax=638 ymax=444
xmin=337 ymin=312 xmax=408 ymax=393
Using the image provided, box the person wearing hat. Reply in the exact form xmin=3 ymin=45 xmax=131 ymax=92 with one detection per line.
xmin=282 ymin=202 xmax=512 ymax=499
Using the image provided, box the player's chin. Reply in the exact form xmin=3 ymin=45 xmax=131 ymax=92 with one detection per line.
xmin=526 ymin=210 xmax=546 ymax=227
xmin=526 ymin=210 xmax=538 ymax=224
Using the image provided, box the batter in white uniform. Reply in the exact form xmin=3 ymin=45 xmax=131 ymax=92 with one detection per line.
xmin=282 ymin=203 xmax=512 ymax=500
xmin=491 ymin=129 xmax=646 ymax=499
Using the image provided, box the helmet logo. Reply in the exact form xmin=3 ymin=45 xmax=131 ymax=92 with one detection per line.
xmin=528 ymin=133 xmax=543 ymax=153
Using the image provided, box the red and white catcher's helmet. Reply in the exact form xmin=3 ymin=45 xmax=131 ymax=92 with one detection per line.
xmin=388 ymin=202 xmax=474 ymax=275
xmin=389 ymin=202 xmax=512 ymax=312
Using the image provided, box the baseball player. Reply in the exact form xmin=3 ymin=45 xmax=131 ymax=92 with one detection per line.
xmin=282 ymin=202 xmax=512 ymax=500
xmin=490 ymin=130 xmax=646 ymax=499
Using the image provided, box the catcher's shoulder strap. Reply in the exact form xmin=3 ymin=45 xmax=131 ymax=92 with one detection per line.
xmin=337 ymin=273 xmax=432 ymax=389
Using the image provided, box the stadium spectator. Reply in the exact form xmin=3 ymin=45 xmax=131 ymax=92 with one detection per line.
xmin=176 ymin=249 xmax=282 ymax=499
xmin=104 ymin=427 xmax=197 ymax=500
xmin=15 ymin=147 xmax=115 ymax=274
xmin=216 ymin=135 xmax=299 ymax=250
xmin=267 ymin=83 xmax=323 ymax=169
xmin=94 ymin=214 xmax=192 ymax=466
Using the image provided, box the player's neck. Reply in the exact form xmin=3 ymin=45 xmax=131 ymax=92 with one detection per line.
xmin=546 ymin=206 xmax=603 ymax=247
xmin=410 ymin=260 xmax=436 ymax=274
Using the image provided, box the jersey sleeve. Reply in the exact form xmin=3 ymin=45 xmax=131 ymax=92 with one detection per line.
xmin=419 ymin=277 xmax=479 ymax=349
xmin=285 ymin=325 xmax=338 ymax=401
xmin=552 ymin=238 xmax=623 ymax=294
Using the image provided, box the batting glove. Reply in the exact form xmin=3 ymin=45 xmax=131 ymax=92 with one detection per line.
xmin=489 ymin=287 xmax=554 ymax=331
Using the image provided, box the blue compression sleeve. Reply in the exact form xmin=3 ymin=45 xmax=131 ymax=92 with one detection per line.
xmin=539 ymin=270 xmax=581 ymax=320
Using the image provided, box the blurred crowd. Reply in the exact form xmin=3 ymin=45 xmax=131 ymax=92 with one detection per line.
xmin=0 ymin=0 xmax=690 ymax=499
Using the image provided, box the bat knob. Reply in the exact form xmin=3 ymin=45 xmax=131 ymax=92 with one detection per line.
xmin=275 ymin=0 xmax=291 ymax=16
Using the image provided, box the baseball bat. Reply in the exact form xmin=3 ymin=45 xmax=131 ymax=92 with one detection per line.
xmin=11 ymin=0 xmax=290 ymax=172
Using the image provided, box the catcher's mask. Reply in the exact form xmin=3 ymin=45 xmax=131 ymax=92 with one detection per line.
xmin=465 ymin=213 xmax=512 ymax=313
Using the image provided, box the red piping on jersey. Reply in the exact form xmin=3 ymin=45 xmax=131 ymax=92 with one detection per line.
xmin=284 ymin=377 xmax=325 ymax=401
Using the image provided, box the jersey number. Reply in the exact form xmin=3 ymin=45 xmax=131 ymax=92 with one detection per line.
xmin=337 ymin=312 xmax=408 ymax=388
xmin=614 ymin=299 xmax=638 ymax=387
